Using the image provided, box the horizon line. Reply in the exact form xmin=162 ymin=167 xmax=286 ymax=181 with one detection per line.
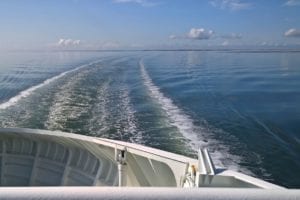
xmin=4 ymin=47 xmax=300 ymax=53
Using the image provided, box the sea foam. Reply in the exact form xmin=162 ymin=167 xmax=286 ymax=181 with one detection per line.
xmin=0 ymin=60 xmax=101 ymax=110
xmin=140 ymin=59 xmax=243 ymax=169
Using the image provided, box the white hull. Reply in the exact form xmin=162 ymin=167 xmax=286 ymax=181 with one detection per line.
xmin=0 ymin=128 xmax=299 ymax=199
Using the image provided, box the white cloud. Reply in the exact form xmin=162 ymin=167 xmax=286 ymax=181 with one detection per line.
xmin=221 ymin=33 xmax=242 ymax=39
xmin=222 ymin=40 xmax=229 ymax=46
xmin=73 ymin=40 xmax=81 ymax=45
xmin=170 ymin=28 xmax=246 ymax=43
xmin=169 ymin=28 xmax=214 ymax=40
xmin=57 ymin=38 xmax=81 ymax=47
xmin=284 ymin=0 xmax=300 ymax=6
xmin=210 ymin=0 xmax=252 ymax=11
xmin=113 ymin=0 xmax=158 ymax=7
xmin=187 ymin=28 xmax=214 ymax=40
xmin=284 ymin=28 xmax=300 ymax=37
xmin=49 ymin=39 xmax=124 ymax=50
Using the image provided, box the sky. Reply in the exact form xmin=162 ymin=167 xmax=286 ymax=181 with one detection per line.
xmin=0 ymin=0 xmax=300 ymax=50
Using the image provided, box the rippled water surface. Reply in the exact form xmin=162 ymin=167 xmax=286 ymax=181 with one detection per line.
xmin=0 ymin=50 xmax=299 ymax=188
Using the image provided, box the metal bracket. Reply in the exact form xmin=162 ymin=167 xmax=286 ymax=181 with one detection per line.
xmin=115 ymin=147 xmax=127 ymax=187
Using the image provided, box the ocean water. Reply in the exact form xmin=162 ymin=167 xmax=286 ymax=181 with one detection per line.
xmin=0 ymin=50 xmax=299 ymax=188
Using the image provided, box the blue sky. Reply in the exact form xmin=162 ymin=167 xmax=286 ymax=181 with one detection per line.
xmin=0 ymin=0 xmax=300 ymax=50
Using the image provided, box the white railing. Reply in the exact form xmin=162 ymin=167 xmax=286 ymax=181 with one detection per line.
xmin=0 ymin=187 xmax=299 ymax=200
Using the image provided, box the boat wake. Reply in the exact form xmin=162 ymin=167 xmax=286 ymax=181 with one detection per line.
xmin=0 ymin=60 xmax=101 ymax=110
xmin=45 ymin=58 xmax=143 ymax=144
xmin=139 ymin=59 xmax=244 ymax=170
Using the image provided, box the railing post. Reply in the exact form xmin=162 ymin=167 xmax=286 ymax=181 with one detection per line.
xmin=116 ymin=148 xmax=127 ymax=187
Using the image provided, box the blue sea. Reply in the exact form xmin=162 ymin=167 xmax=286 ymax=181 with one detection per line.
xmin=0 ymin=50 xmax=299 ymax=188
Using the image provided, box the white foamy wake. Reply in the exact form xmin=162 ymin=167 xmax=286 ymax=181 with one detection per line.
xmin=140 ymin=60 xmax=242 ymax=169
xmin=0 ymin=60 xmax=101 ymax=110
xmin=88 ymin=81 xmax=110 ymax=135
xmin=45 ymin=66 xmax=93 ymax=131
xmin=89 ymin=84 xmax=142 ymax=143
xmin=119 ymin=87 xmax=143 ymax=144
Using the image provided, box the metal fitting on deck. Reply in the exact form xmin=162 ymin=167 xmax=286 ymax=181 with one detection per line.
xmin=115 ymin=147 xmax=127 ymax=187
